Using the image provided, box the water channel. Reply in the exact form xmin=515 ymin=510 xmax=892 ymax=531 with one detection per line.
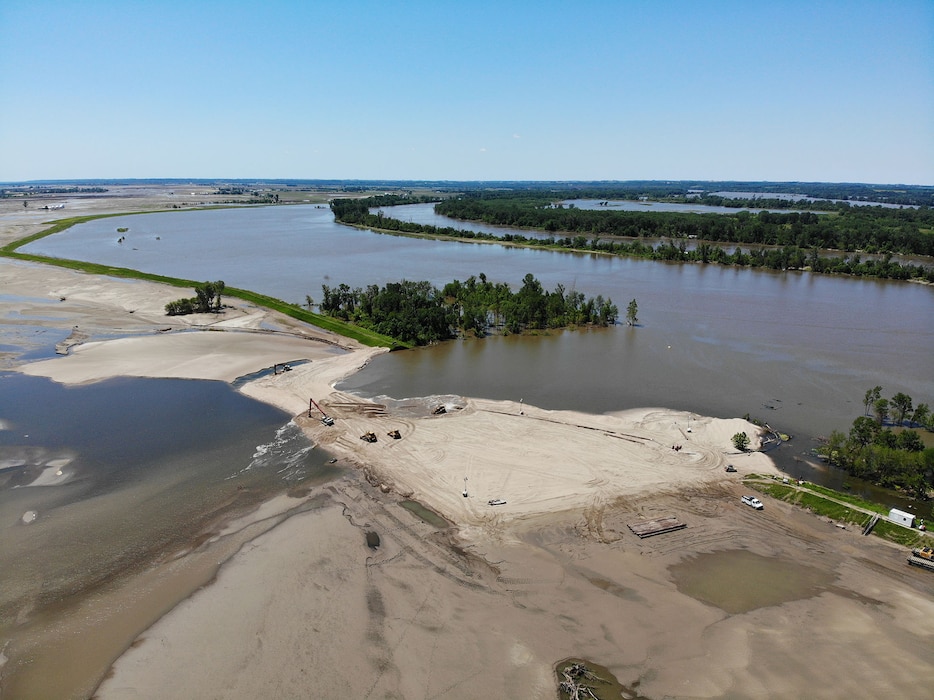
xmin=21 ymin=204 xmax=934 ymax=501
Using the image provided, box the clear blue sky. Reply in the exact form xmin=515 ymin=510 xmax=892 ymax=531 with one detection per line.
xmin=1 ymin=0 xmax=932 ymax=184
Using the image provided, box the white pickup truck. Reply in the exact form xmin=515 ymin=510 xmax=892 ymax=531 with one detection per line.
xmin=741 ymin=495 xmax=764 ymax=510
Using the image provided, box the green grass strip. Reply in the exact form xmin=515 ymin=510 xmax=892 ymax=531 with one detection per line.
xmin=226 ymin=287 xmax=406 ymax=348
xmin=749 ymin=480 xmax=929 ymax=548
xmin=1 ymin=212 xmax=401 ymax=349
xmin=873 ymin=519 xmax=928 ymax=547
xmin=794 ymin=482 xmax=890 ymax=515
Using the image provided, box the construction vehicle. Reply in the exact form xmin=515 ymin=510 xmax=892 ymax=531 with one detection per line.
xmin=360 ymin=432 xmax=377 ymax=443
xmin=309 ymin=398 xmax=334 ymax=426
xmin=387 ymin=429 xmax=401 ymax=440
xmin=907 ymin=546 xmax=934 ymax=571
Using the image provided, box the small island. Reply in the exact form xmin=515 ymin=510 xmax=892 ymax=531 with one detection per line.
xmin=318 ymin=273 xmax=625 ymax=346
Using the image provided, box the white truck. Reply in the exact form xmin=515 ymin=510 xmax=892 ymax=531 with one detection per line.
xmin=742 ymin=495 xmax=764 ymax=510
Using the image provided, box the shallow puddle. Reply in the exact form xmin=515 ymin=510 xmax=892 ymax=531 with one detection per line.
xmin=669 ymin=549 xmax=836 ymax=614
xmin=399 ymin=499 xmax=449 ymax=528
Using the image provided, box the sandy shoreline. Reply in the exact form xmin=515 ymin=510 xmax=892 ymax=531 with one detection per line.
xmin=2 ymin=196 xmax=933 ymax=698
xmin=5 ymin=254 xmax=776 ymax=532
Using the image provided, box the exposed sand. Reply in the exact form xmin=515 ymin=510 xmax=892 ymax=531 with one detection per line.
xmin=7 ymin=254 xmax=776 ymax=531
xmin=2 ymin=195 xmax=933 ymax=699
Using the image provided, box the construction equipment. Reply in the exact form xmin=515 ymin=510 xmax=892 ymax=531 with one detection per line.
xmin=387 ymin=429 xmax=401 ymax=439
xmin=309 ymin=398 xmax=334 ymax=426
xmin=360 ymin=432 xmax=377 ymax=443
xmin=907 ymin=546 xmax=934 ymax=571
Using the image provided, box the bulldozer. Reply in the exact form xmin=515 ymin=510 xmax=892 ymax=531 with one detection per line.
xmin=360 ymin=432 xmax=377 ymax=443
xmin=387 ymin=429 xmax=401 ymax=440
xmin=907 ymin=546 xmax=934 ymax=572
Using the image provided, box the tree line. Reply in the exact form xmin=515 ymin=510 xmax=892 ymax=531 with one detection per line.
xmin=318 ymin=273 xmax=623 ymax=345
xmin=499 ymin=181 xmax=934 ymax=208
xmin=165 ymin=280 xmax=225 ymax=315
xmin=819 ymin=387 xmax=933 ymax=498
xmin=435 ymin=193 xmax=934 ymax=258
xmin=329 ymin=196 xmax=934 ymax=282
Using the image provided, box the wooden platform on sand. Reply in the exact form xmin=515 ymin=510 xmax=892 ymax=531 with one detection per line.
xmin=628 ymin=516 xmax=687 ymax=538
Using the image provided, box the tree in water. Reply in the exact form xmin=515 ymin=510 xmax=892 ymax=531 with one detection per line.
xmin=626 ymin=298 xmax=638 ymax=326
xmin=890 ymin=392 xmax=913 ymax=426
xmin=911 ymin=403 xmax=930 ymax=430
xmin=873 ymin=398 xmax=890 ymax=425
xmin=863 ymin=386 xmax=882 ymax=416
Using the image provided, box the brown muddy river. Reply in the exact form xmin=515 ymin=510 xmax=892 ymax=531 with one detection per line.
xmin=22 ymin=203 xmax=934 ymax=497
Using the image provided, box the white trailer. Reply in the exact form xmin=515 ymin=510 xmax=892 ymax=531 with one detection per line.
xmin=888 ymin=508 xmax=915 ymax=527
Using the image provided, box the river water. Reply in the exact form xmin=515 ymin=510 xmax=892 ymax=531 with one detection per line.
xmin=0 ymin=371 xmax=339 ymax=632
xmin=21 ymin=204 xmax=934 ymax=497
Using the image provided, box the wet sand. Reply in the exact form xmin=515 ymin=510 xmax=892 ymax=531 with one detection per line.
xmin=2 ymin=193 xmax=933 ymax=698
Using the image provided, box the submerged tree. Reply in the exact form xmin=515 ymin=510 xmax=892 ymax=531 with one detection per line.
xmin=890 ymin=392 xmax=913 ymax=426
xmin=863 ymin=386 xmax=882 ymax=416
xmin=319 ymin=273 xmax=619 ymax=345
xmin=873 ymin=398 xmax=890 ymax=426
xmin=626 ymin=298 xmax=638 ymax=326
xmin=818 ymin=389 xmax=934 ymax=497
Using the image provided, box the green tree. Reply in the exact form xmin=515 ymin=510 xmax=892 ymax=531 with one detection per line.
xmin=890 ymin=392 xmax=913 ymax=426
xmin=193 ymin=280 xmax=225 ymax=312
xmin=863 ymin=386 xmax=882 ymax=415
xmin=874 ymin=398 xmax=890 ymax=425
xmin=626 ymin=298 xmax=638 ymax=326
xmin=165 ymin=298 xmax=194 ymax=315
xmin=896 ymin=430 xmax=924 ymax=452
xmin=732 ymin=432 xmax=750 ymax=451
xmin=874 ymin=430 xmax=897 ymax=449
xmin=821 ymin=430 xmax=849 ymax=466
xmin=598 ymin=297 xmax=618 ymax=326
xmin=165 ymin=280 xmax=225 ymax=316
xmin=849 ymin=416 xmax=879 ymax=446
xmin=819 ymin=411 xmax=933 ymax=495
xmin=911 ymin=403 xmax=930 ymax=430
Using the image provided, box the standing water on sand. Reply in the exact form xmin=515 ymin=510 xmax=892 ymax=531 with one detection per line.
xmin=0 ymin=372 xmax=335 ymax=634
